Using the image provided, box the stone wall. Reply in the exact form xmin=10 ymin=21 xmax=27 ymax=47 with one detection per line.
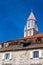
xmin=0 ymin=49 xmax=43 ymax=65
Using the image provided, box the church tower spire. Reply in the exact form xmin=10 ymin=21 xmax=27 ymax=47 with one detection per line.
xmin=24 ymin=12 xmax=38 ymax=37
xmin=28 ymin=11 xmax=36 ymax=20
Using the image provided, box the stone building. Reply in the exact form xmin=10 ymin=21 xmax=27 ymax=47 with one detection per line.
xmin=0 ymin=12 xmax=43 ymax=65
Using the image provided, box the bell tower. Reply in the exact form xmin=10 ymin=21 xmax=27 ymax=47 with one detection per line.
xmin=24 ymin=12 xmax=38 ymax=37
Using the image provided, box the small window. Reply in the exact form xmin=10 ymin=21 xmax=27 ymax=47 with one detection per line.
xmin=5 ymin=53 xmax=10 ymax=60
xmin=33 ymin=51 xmax=39 ymax=58
xmin=28 ymin=22 xmax=30 ymax=27
xmin=37 ymin=38 xmax=41 ymax=41
xmin=30 ymin=50 xmax=42 ymax=59
xmin=31 ymin=21 xmax=33 ymax=26
xmin=20 ymin=43 xmax=24 ymax=47
xmin=20 ymin=43 xmax=27 ymax=47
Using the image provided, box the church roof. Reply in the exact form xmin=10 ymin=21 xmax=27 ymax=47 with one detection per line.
xmin=27 ymin=12 xmax=36 ymax=20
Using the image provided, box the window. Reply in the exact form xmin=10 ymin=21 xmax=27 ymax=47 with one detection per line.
xmin=26 ymin=31 xmax=28 ymax=36
xmin=28 ymin=22 xmax=30 ymax=27
xmin=2 ymin=52 xmax=12 ymax=60
xmin=30 ymin=50 xmax=42 ymax=59
xmin=28 ymin=31 xmax=31 ymax=36
xmin=20 ymin=43 xmax=24 ymax=47
xmin=37 ymin=38 xmax=41 ymax=41
xmin=20 ymin=42 xmax=27 ymax=47
xmin=5 ymin=53 xmax=10 ymax=60
xmin=31 ymin=20 xmax=33 ymax=26
xmin=29 ymin=30 xmax=31 ymax=35
xmin=33 ymin=51 xmax=39 ymax=58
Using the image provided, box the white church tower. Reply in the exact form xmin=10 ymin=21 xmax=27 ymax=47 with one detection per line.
xmin=24 ymin=12 xmax=38 ymax=37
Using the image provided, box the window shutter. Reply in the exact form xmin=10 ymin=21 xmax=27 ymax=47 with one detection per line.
xmin=30 ymin=51 xmax=33 ymax=59
xmin=2 ymin=53 xmax=4 ymax=60
xmin=10 ymin=52 xmax=12 ymax=60
xmin=39 ymin=50 xmax=42 ymax=58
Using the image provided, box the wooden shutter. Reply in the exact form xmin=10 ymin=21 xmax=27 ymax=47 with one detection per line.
xmin=39 ymin=50 xmax=42 ymax=58
xmin=2 ymin=53 xmax=4 ymax=60
xmin=30 ymin=51 xmax=33 ymax=59
xmin=10 ymin=52 xmax=12 ymax=60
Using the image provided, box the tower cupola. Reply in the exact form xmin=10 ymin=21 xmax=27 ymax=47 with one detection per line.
xmin=24 ymin=12 xmax=38 ymax=37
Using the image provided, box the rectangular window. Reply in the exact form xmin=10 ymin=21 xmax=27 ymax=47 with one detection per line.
xmin=30 ymin=50 xmax=42 ymax=59
xmin=20 ymin=43 xmax=24 ymax=47
xmin=33 ymin=51 xmax=39 ymax=58
xmin=2 ymin=52 xmax=12 ymax=60
xmin=5 ymin=53 xmax=10 ymax=60
xmin=28 ymin=22 xmax=30 ymax=27
xmin=27 ymin=22 xmax=30 ymax=28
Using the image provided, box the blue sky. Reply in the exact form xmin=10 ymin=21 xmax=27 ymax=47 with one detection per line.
xmin=0 ymin=0 xmax=43 ymax=42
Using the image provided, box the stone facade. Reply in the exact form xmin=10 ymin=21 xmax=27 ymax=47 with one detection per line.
xmin=0 ymin=49 xmax=43 ymax=65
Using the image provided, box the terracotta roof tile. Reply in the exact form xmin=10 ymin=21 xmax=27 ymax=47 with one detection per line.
xmin=18 ymin=34 xmax=43 ymax=40
xmin=0 ymin=34 xmax=43 ymax=52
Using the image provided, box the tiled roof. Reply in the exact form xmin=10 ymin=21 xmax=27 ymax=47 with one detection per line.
xmin=0 ymin=43 xmax=43 ymax=52
xmin=0 ymin=34 xmax=43 ymax=52
xmin=18 ymin=34 xmax=43 ymax=40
